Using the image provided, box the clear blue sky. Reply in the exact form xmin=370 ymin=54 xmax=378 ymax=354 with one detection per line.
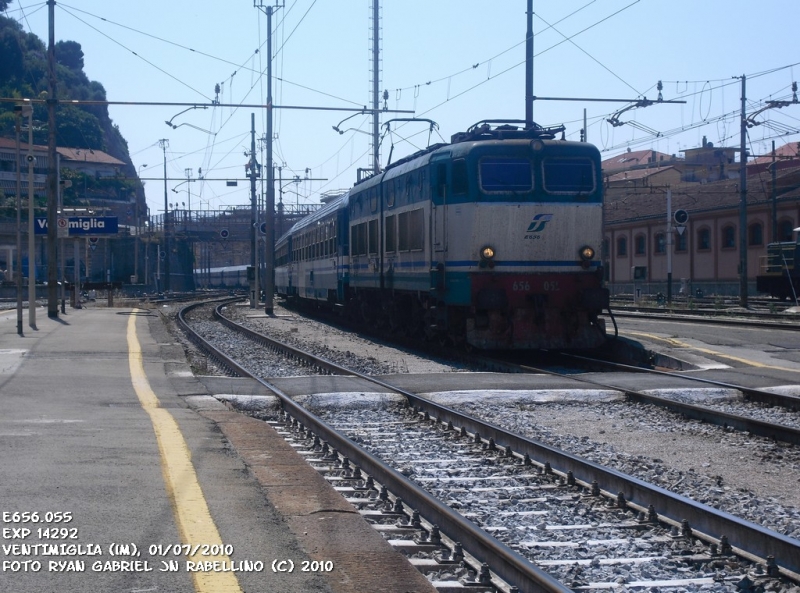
xmin=7 ymin=0 xmax=800 ymax=216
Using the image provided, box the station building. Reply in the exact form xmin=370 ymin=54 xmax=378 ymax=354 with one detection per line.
xmin=602 ymin=139 xmax=800 ymax=298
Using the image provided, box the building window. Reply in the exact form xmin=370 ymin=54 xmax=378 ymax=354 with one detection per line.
xmin=721 ymin=225 xmax=736 ymax=249
xmin=654 ymin=232 xmax=666 ymax=254
xmin=675 ymin=230 xmax=688 ymax=252
xmin=634 ymin=234 xmax=646 ymax=256
xmin=778 ymin=219 xmax=794 ymax=242
xmin=697 ymin=227 xmax=711 ymax=251
xmin=748 ymin=223 xmax=763 ymax=247
xmin=617 ymin=236 xmax=627 ymax=257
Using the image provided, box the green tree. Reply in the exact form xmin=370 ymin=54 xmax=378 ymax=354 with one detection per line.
xmin=56 ymin=40 xmax=84 ymax=71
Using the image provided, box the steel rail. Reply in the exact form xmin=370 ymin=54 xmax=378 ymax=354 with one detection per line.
xmin=177 ymin=300 xmax=252 ymax=377
xmin=184 ymin=302 xmax=800 ymax=578
xmin=561 ymin=352 xmax=800 ymax=411
xmin=514 ymin=357 xmax=800 ymax=446
xmin=608 ymin=309 xmax=800 ymax=330
xmin=177 ymin=301 xmax=571 ymax=593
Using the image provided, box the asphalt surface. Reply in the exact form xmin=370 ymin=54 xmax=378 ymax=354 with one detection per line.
xmin=0 ymin=306 xmax=435 ymax=593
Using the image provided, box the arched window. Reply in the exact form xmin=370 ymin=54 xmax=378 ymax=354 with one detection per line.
xmin=721 ymin=225 xmax=736 ymax=249
xmin=748 ymin=222 xmax=763 ymax=247
xmin=675 ymin=230 xmax=688 ymax=252
xmin=778 ymin=219 xmax=794 ymax=242
xmin=634 ymin=234 xmax=646 ymax=256
xmin=654 ymin=232 xmax=666 ymax=254
xmin=697 ymin=227 xmax=711 ymax=251
xmin=617 ymin=236 xmax=627 ymax=257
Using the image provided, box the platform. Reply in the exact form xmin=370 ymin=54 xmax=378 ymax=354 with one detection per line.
xmin=0 ymin=306 xmax=436 ymax=593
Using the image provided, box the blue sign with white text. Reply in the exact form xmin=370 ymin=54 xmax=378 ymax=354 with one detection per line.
xmin=35 ymin=216 xmax=119 ymax=236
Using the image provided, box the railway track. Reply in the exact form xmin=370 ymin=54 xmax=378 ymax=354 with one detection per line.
xmin=175 ymin=300 xmax=800 ymax=592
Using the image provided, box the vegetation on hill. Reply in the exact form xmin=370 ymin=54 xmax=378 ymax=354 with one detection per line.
xmin=0 ymin=0 xmax=135 ymax=215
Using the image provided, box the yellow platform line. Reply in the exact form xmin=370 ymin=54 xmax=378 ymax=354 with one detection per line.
xmin=127 ymin=311 xmax=242 ymax=593
xmin=626 ymin=330 xmax=800 ymax=373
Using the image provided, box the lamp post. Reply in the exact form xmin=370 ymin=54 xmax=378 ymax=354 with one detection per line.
xmin=14 ymin=104 xmax=28 ymax=335
xmin=158 ymin=139 xmax=170 ymax=292
xmin=25 ymin=104 xmax=36 ymax=330
xmin=134 ymin=164 xmax=147 ymax=284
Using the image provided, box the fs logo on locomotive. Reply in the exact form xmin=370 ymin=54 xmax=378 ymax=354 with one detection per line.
xmin=525 ymin=213 xmax=553 ymax=239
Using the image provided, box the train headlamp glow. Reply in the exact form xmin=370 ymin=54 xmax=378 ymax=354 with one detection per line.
xmin=479 ymin=246 xmax=496 ymax=268
xmin=579 ymin=246 xmax=595 ymax=261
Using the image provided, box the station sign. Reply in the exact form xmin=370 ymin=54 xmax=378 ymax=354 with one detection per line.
xmin=35 ymin=216 xmax=119 ymax=236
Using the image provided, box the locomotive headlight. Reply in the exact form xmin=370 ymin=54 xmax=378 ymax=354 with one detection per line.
xmin=579 ymin=246 xmax=595 ymax=261
xmin=479 ymin=245 xmax=496 ymax=268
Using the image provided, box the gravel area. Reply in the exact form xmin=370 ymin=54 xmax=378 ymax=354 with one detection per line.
xmin=173 ymin=300 xmax=800 ymax=565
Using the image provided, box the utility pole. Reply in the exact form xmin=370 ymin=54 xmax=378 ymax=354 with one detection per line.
xmin=771 ymin=140 xmax=777 ymax=242
xmin=525 ymin=0 xmax=534 ymax=127
xmin=46 ymin=0 xmax=58 ymax=317
xmin=255 ymin=1 xmax=282 ymax=314
xmin=371 ymin=0 xmax=381 ymax=174
xmin=666 ymin=189 xmax=672 ymax=305
xmin=159 ymin=139 xmax=170 ymax=292
xmin=248 ymin=113 xmax=259 ymax=309
xmin=15 ymin=105 xmax=25 ymax=335
xmin=27 ymin=107 xmax=36 ymax=329
xmin=738 ymin=74 xmax=748 ymax=308
xmin=185 ymin=167 xmax=193 ymax=215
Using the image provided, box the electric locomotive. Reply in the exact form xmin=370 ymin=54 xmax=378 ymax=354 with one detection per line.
xmin=275 ymin=120 xmax=609 ymax=350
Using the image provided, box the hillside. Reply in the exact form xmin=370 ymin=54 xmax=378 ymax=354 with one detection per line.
xmin=0 ymin=5 xmax=132 ymax=167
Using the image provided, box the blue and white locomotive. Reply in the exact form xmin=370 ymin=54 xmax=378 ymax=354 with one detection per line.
xmin=275 ymin=120 xmax=608 ymax=350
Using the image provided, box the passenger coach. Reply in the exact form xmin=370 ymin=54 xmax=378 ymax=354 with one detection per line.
xmin=276 ymin=120 xmax=609 ymax=350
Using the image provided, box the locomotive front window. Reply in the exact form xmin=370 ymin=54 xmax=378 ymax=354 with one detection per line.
xmin=542 ymin=157 xmax=596 ymax=195
xmin=452 ymin=159 xmax=469 ymax=195
xmin=479 ymin=158 xmax=532 ymax=192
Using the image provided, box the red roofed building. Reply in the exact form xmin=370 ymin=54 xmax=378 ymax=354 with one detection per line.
xmin=598 ymin=137 xmax=800 ymax=299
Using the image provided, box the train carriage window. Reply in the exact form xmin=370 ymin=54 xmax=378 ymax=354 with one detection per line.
xmin=370 ymin=189 xmax=378 ymax=212
xmin=452 ymin=159 xmax=468 ymax=195
xmin=399 ymin=208 xmax=424 ymax=251
xmin=480 ymin=157 xmax=532 ymax=192
xmin=409 ymin=208 xmax=424 ymax=250
xmin=352 ymin=224 xmax=360 ymax=256
xmin=542 ymin=157 xmax=595 ymax=194
xmin=368 ymin=219 xmax=378 ymax=255
xmin=385 ymin=214 xmax=397 ymax=253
